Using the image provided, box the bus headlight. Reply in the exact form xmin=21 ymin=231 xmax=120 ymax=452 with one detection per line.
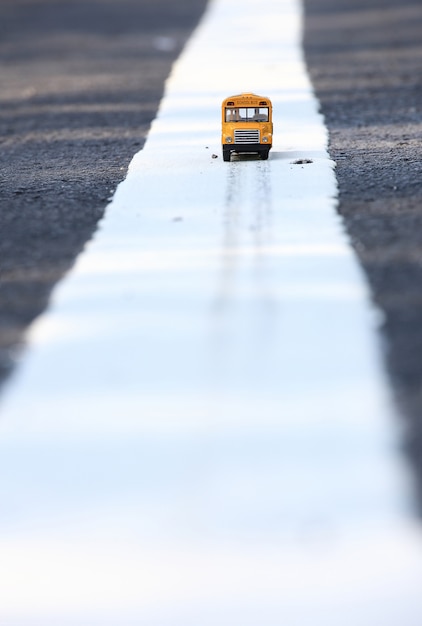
xmin=262 ymin=137 xmax=268 ymax=143
xmin=225 ymin=136 xmax=232 ymax=143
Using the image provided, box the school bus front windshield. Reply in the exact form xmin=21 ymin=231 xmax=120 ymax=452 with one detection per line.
xmin=225 ymin=107 xmax=269 ymax=123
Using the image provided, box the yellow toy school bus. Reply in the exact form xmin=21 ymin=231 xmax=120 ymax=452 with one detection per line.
xmin=221 ymin=92 xmax=273 ymax=162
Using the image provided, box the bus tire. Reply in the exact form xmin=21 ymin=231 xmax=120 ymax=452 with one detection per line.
xmin=260 ymin=150 xmax=269 ymax=160
xmin=223 ymin=149 xmax=231 ymax=162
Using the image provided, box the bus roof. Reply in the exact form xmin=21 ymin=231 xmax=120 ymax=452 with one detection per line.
xmin=222 ymin=92 xmax=271 ymax=107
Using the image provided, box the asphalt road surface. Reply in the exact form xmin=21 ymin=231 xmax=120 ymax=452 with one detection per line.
xmin=1 ymin=0 xmax=422 ymax=501
xmin=303 ymin=0 xmax=422 ymax=510
xmin=0 ymin=0 xmax=208 ymax=381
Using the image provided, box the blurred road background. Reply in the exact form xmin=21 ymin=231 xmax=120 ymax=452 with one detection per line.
xmin=1 ymin=0 xmax=422 ymax=501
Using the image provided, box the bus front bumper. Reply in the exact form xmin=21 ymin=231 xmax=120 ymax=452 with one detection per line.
xmin=223 ymin=143 xmax=271 ymax=154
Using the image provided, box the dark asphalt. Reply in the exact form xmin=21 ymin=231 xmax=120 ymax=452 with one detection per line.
xmin=303 ymin=0 xmax=422 ymax=509
xmin=1 ymin=0 xmax=422 ymax=504
xmin=0 ymin=0 xmax=208 ymax=381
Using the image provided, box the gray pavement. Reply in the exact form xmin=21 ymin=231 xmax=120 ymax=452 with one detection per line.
xmin=303 ymin=0 xmax=422 ymax=509
xmin=0 ymin=0 xmax=208 ymax=382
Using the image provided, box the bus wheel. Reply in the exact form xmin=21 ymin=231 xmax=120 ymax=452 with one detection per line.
xmin=223 ymin=149 xmax=231 ymax=162
xmin=260 ymin=150 xmax=269 ymax=160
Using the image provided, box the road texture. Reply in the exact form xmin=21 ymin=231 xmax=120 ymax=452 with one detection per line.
xmin=1 ymin=0 xmax=422 ymax=502
xmin=303 ymin=0 xmax=422 ymax=509
xmin=0 ymin=0 xmax=208 ymax=383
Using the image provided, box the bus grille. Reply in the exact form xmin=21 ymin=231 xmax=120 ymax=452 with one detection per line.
xmin=234 ymin=129 xmax=260 ymax=144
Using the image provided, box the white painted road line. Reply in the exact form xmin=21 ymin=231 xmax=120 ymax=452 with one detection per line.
xmin=1 ymin=0 xmax=422 ymax=624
